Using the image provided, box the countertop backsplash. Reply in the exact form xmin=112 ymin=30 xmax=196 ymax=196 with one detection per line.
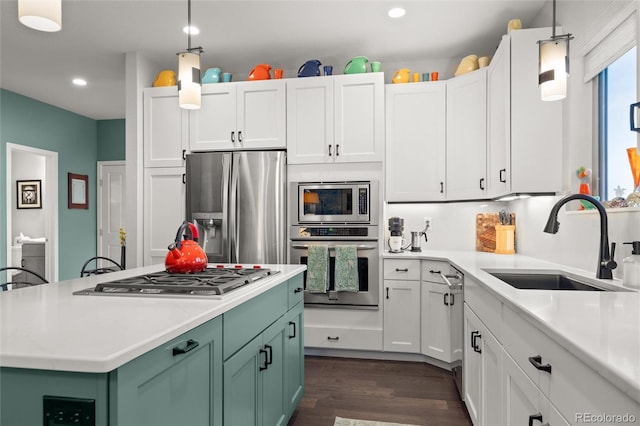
xmin=385 ymin=196 xmax=639 ymax=280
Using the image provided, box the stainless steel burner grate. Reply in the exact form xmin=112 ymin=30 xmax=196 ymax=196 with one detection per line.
xmin=74 ymin=267 xmax=279 ymax=298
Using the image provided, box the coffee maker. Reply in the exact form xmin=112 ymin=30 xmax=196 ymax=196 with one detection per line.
xmin=388 ymin=217 xmax=404 ymax=253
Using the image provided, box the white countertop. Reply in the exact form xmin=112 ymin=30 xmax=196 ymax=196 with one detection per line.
xmin=384 ymin=250 xmax=640 ymax=405
xmin=0 ymin=264 xmax=305 ymax=373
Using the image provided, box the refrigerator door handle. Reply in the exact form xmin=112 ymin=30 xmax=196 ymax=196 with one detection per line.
xmin=221 ymin=153 xmax=231 ymax=263
xmin=229 ymin=153 xmax=239 ymax=263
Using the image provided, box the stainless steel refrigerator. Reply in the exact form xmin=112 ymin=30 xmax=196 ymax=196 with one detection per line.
xmin=186 ymin=150 xmax=287 ymax=264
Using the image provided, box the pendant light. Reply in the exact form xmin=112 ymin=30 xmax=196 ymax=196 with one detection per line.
xmin=177 ymin=0 xmax=203 ymax=110
xmin=537 ymin=0 xmax=574 ymax=101
xmin=18 ymin=0 xmax=62 ymax=32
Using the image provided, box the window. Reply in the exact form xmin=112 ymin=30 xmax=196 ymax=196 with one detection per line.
xmin=598 ymin=46 xmax=637 ymax=200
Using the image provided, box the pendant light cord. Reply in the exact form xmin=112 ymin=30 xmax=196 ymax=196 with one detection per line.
xmin=551 ymin=0 xmax=556 ymax=39
xmin=187 ymin=0 xmax=192 ymax=51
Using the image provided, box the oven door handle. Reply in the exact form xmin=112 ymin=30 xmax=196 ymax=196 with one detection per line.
xmin=439 ymin=272 xmax=463 ymax=290
xmin=290 ymin=244 xmax=377 ymax=250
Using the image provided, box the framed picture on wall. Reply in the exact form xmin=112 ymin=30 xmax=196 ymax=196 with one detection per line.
xmin=68 ymin=173 xmax=89 ymax=209
xmin=17 ymin=180 xmax=42 ymax=209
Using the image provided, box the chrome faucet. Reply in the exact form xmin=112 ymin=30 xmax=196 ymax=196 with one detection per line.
xmin=543 ymin=194 xmax=617 ymax=279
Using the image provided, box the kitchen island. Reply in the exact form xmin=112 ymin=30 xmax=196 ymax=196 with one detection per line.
xmin=0 ymin=263 xmax=306 ymax=426
xmin=384 ymin=250 xmax=640 ymax=425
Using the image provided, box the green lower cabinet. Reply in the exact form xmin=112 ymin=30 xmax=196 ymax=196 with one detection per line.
xmin=223 ymin=316 xmax=288 ymax=426
xmin=113 ymin=316 xmax=223 ymax=426
xmin=284 ymin=302 xmax=304 ymax=417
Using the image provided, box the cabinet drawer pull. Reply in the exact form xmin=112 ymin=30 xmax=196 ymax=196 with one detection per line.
xmin=328 ymin=144 xmax=332 ymax=156
xmin=528 ymin=412 xmax=548 ymax=426
xmin=336 ymin=144 xmax=340 ymax=156
xmin=259 ymin=348 xmax=268 ymax=371
xmin=182 ymin=173 xmax=186 ymax=184
xmin=479 ymin=178 xmax=485 ymax=190
xmin=231 ymin=131 xmax=235 ymax=142
xmin=289 ymin=321 xmax=296 ymax=339
xmin=444 ymin=293 xmax=449 ymax=306
xmin=395 ymin=268 xmax=409 ymax=272
xmin=528 ymin=355 xmax=552 ymax=373
xmin=172 ymin=339 xmax=199 ymax=356
xmin=440 ymin=182 xmax=444 ymax=193
xmin=327 ymin=336 xmax=339 ymax=341
xmin=238 ymin=131 xmax=243 ymax=143
xmin=386 ymin=287 xmax=389 ymax=299
xmin=499 ymin=168 xmax=506 ymax=183
xmin=182 ymin=149 xmax=187 ymax=160
xmin=294 ymin=287 xmax=303 ymax=293
xmin=429 ymin=269 xmax=441 ymax=275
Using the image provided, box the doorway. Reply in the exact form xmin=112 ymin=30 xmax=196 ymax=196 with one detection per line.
xmin=5 ymin=143 xmax=59 ymax=282
xmin=97 ymin=161 xmax=126 ymax=266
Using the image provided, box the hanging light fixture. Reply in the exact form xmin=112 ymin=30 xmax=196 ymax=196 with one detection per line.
xmin=537 ymin=0 xmax=574 ymax=101
xmin=177 ymin=0 xmax=203 ymax=110
xmin=18 ymin=0 xmax=62 ymax=32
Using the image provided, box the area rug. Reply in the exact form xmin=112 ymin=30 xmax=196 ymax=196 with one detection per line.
xmin=334 ymin=416 xmax=418 ymax=426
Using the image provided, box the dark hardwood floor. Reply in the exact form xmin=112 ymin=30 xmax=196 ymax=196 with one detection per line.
xmin=288 ymin=356 xmax=472 ymax=426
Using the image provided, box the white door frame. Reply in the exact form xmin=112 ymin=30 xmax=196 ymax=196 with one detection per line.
xmin=97 ymin=160 xmax=126 ymax=260
xmin=5 ymin=143 xmax=59 ymax=282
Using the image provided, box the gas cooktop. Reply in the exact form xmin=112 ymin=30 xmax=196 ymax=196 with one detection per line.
xmin=73 ymin=267 xmax=279 ymax=299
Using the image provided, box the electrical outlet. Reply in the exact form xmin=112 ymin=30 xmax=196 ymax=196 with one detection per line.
xmin=424 ymin=217 xmax=432 ymax=230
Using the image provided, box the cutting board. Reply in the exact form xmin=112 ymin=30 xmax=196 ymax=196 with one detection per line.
xmin=476 ymin=213 xmax=516 ymax=253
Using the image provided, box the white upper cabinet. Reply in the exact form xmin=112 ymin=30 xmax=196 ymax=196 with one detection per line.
xmin=286 ymin=77 xmax=334 ymax=164
xmin=486 ymin=35 xmax=511 ymax=198
xmin=287 ymin=73 xmax=384 ymax=164
xmin=190 ymin=80 xmax=286 ymax=151
xmin=143 ymin=87 xmax=189 ymax=168
xmin=446 ymin=68 xmax=488 ymax=200
xmin=487 ymin=28 xmax=563 ymax=198
xmin=333 ymin=74 xmax=385 ymax=163
xmin=385 ymin=82 xmax=447 ymax=202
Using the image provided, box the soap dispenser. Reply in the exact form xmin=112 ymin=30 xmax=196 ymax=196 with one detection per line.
xmin=622 ymin=241 xmax=640 ymax=289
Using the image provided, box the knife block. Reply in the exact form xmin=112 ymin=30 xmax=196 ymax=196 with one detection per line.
xmin=495 ymin=225 xmax=515 ymax=254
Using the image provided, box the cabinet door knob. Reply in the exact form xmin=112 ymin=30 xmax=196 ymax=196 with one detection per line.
xmin=294 ymin=287 xmax=303 ymax=293
xmin=528 ymin=355 xmax=552 ymax=373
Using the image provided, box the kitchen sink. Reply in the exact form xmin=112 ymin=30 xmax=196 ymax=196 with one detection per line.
xmin=485 ymin=270 xmax=628 ymax=291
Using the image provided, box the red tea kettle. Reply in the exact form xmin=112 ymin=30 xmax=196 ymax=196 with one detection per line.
xmin=165 ymin=221 xmax=208 ymax=274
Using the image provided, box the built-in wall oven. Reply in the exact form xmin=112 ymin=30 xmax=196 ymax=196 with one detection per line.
xmin=289 ymin=181 xmax=380 ymax=308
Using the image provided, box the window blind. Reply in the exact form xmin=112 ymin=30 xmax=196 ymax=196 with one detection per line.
xmin=582 ymin=2 xmax=637 ymax=83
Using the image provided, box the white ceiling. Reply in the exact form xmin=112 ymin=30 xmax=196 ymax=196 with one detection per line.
xmin=0 ymin=0 xmax=549 ymax=120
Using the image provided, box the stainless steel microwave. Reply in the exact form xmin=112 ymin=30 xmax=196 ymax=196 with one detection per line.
xmin=292 ymin=181 xmax=378 ymax=224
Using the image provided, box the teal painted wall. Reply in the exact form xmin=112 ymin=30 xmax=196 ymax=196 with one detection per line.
xmin=1 ymin=89 xmax=101 ymax=280
xmin=97 ymin=119 xmax=125 ymax=161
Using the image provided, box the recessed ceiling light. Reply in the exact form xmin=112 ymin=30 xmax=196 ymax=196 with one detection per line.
xmin=388 ymin=7 xmax=406 ymax=18
xmin=72 ymin=78 xmax=87 ymax=86
xmin=183 ymin=25 xmax=200 ymax=35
